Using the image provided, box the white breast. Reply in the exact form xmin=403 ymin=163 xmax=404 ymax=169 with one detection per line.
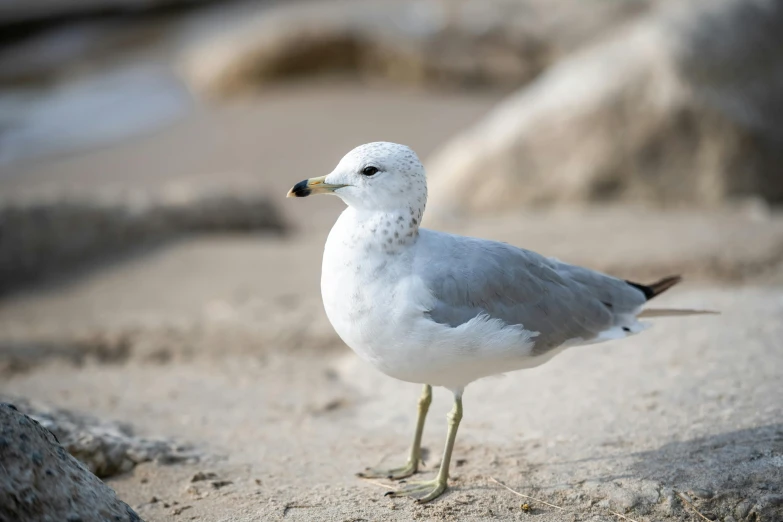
xmin=320 ymin=209 xmax=542 ymax=389
xmin=321 ymin=210 xmax=414 ymax=372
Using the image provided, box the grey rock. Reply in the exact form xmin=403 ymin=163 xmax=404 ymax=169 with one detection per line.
xmin=734 ymin=499 xmax=754 ymax=519
xmin=0 ymin=186 xmax=286 ymax=294
xmin=691 ymin=488 xmax=714 ymax=499
xmin=678 ymin=492 xmax=694 ymax=505
xmin=754 ymin=494 xmax=783 ymax=519
xmin=614 ymin=492 xmax=643 ymax=510
xmin=662 ymin=489 xmax=680 ymax=515
xmin=758 ymin=494 xmax=783 ymax=508
xmin=2 ymin=396 xmax=197 ymax=478
xmin=425 ymin=0 xmax=783 ymax=216
xmin=182 ymin=0 xmax=655 ymax=98
xmin=0 ymin=0 xmax=212 ymax=26
xmin=0 ymin=403 xmax=142 ymax=522
xmin=191 ymin=471 xmax=219 ymax=482
xmin=0 ymin=331 xmax=133 ymax=377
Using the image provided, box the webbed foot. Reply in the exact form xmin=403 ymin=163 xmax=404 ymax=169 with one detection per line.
xmin=357 ymin=460 xmax=418 ymax=480
xmin=385 ymin=477 xmax=447 ymax=503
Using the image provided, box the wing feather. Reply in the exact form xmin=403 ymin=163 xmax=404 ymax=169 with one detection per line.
xmin=415 ymin=230 xmax=647 ymax=354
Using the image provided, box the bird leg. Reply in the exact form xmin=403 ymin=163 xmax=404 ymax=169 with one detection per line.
xmin=357 ymin=384 xmax=432 ymax=480
xmin=386 ymin=392 xmax=463 ymax=503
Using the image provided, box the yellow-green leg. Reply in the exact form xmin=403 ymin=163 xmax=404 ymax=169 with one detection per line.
xmin=358 ymin=384 xmax=432 ymax=480
xmin=386 ymin=391 xmax=463 ymax=503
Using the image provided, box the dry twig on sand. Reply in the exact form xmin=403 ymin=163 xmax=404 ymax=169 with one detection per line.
xmin=488 ymin=477 xmax=564 ymax=511
xmin=675 ymin=491 xmax=712 ymax=522
xmin=360 ymin=478 xmax=396 ymax=490
xmin=610 ymin=510 xmax=641 ymax=522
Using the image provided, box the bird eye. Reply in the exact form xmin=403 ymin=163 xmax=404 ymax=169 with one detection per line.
xmin=361 ymin=166 xmax=379 ymax=176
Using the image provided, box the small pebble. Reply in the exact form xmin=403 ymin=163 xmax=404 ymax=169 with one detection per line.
xmin=735 ymin=499 xmax=753 ymax=519
xmin=191 ymin=471 xmax=218 ymax=482
xmin=758 ymin=494 xmax=783 ymax=507
xmin=690 ymin=488 xmax=713 ymax=499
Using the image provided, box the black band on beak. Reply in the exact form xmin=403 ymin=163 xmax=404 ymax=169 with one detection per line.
xmin=290 ymin=179 xmax=312 ymax=197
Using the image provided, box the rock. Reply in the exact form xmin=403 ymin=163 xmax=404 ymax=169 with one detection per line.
xmin=754 ymin=494 xmax=783 ymax=519
xmin=690 ymin=488 xmax=714 ymax=499
xmin=661 ymin=489 xmax=680 ymax=515
xmin=611 ymin=490 xmax=643 ymax=511
xmin=425 ymin=0 xmax=783 ymax=218
xmin=735 ymin=499 xmax=754 ymax=519
xmin=0 ymin=402 xmax=141 ymax=522
xmin=2 ymin=396 xmax=196 ymax=478
xmin=171 ymin=505 xmax=192 ymax=516
xmin=0 ymin=185 xmax=286 ymax=294
xmin=757 ymin=494 xmax=783 ymax=508
xmin=0 ymin=331 xmax=133 ymax=377
xmin=181 ymin=0 xmax=655 ymax=98
xmin=190 ymin=471 xmax=218 ymax=482
xmin=0 ymin=0 xmax=212 ymax=26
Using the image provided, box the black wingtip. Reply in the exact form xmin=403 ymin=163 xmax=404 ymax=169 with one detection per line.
xmin=627 ymin=275 xmax=682 ymax=301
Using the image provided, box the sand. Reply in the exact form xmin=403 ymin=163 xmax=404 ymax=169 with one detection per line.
xmin=1 ymin=85 xmax=782 ymax=521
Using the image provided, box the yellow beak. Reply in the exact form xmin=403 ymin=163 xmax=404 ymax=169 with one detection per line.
xmin=286 ymin=175 xmax=348 ymax=198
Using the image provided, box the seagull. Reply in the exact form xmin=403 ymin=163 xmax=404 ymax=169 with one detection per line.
xmin=287 ymin=142 xmax=702 ymax=503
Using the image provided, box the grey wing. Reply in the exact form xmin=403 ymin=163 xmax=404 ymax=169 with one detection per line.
xmin=416 ymin=231 xmax=648 ymax=354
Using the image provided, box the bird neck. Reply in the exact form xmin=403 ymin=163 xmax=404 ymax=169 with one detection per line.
xmin=338 ymin=206 xmax=422 ymax=255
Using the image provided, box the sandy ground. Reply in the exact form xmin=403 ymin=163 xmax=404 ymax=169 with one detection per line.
xmin=2 ymin=86 xmax=782 ymax=521
xmin=2 ymin=279 xmax=782 ymax=521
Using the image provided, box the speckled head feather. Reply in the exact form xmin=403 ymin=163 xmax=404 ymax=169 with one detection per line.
xmin=324 ymin=142 xmax=428 ymax=219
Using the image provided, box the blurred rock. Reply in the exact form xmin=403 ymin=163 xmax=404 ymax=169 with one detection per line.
xmin=0 ymin=331 xmax=133 ymax=377
xmin=0 ymin=185 xmax=286 ymax=294
xmin=0 ymin=0 xmax=211 ymax=26
xmin=0 ymin=402 xmax=141 ymax=522
xmin=181 ymin=0 xmax=654 ymax=97
xmin=0 ymin=21 xmax=166 ymax=85
xmin=2 ymin=397 xmax=196 ymax=478
xmin=425 ymin=0 xmax=783 ymax=217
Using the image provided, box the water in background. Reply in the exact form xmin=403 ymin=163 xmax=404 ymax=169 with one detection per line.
xmin=0 ymin=64 xmax=191 ymax=168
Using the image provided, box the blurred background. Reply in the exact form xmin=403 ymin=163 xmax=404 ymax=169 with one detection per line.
xmin=1 ymin=1 xmax=782 ymax=521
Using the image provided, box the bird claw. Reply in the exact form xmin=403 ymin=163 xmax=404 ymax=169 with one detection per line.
xmin=384 ymin=478 xmax=447 ymax=503
xmin=356 ymin=461 xmax=418 ymax=480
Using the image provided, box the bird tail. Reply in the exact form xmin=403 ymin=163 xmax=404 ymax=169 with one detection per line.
xmin=637 ymin=308 xmax=720 ymax=318
xmin=627 ymin=275 xmax=720 ymax=317
xmin=626 ymin=275 xmax=682 ymax=300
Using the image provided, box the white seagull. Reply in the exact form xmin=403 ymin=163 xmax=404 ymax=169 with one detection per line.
xmin=287 ymin=142 xmax=702 ymax=503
